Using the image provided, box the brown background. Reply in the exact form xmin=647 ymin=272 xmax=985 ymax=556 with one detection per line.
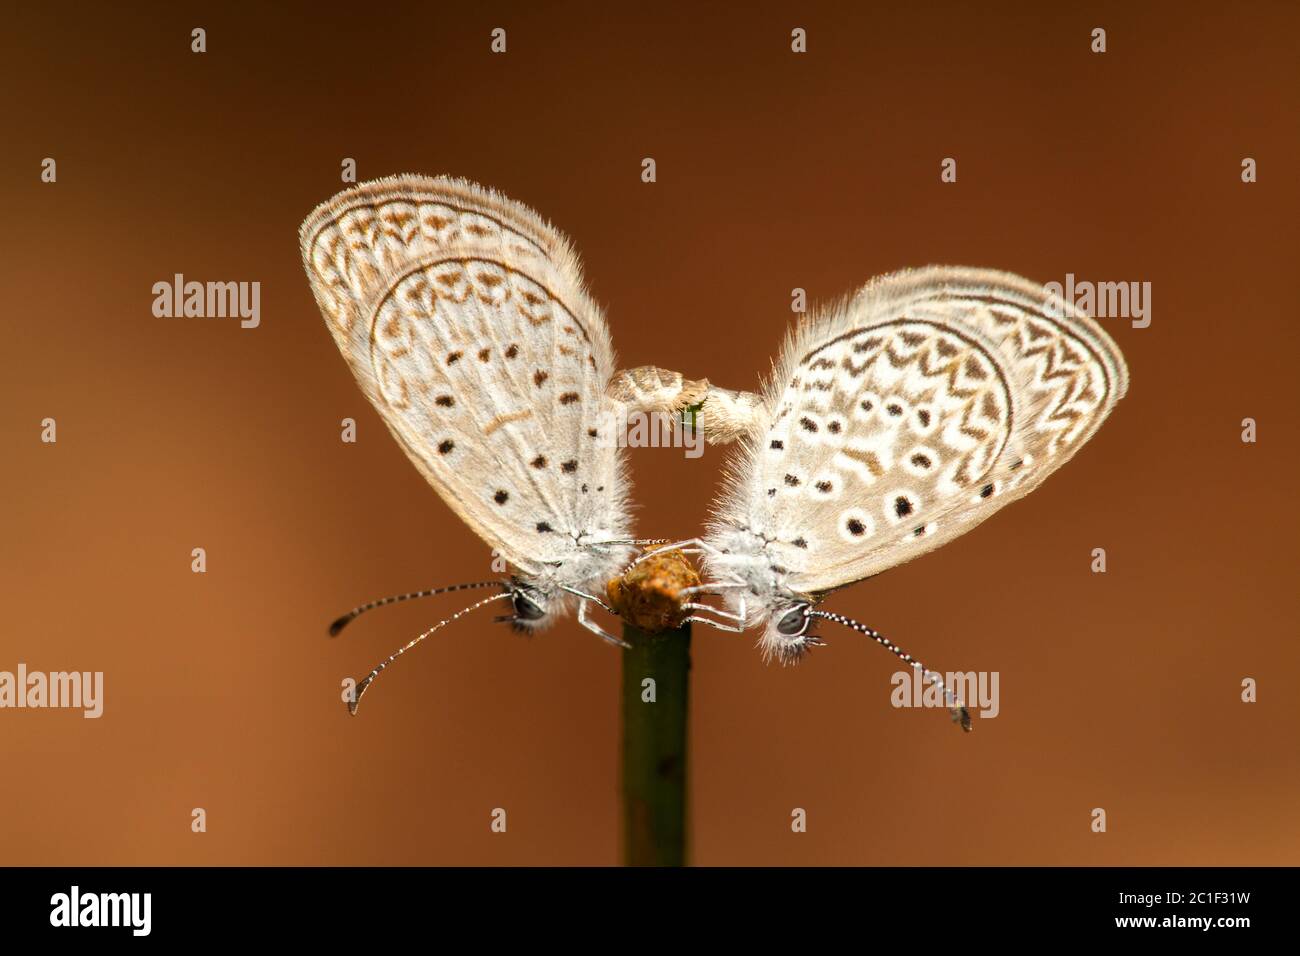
xmin=2 ymin=1 xmax=1297 ymax=866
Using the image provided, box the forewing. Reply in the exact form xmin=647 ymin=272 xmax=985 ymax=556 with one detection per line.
xmin=299 ymin=176 xmax=630 ymax=576
xmin=712 ymin=266 xmax=1128 ymax=594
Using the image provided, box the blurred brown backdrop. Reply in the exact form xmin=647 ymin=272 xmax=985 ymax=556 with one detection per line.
xmin=2 ymin=1 xmax=1297 ymax=866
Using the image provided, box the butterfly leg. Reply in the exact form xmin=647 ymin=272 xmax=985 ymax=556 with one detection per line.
xmin=677 ymin=579 xmax=747 ymax=600
xmin=683 ymin=613 xmax=746 ymax=633
xmin=681 ymin=603 xmax=742 ymax=620
xmin=686 ymin=588 xmax=748 ymax=632
xmin=682 ymin=590 xmax=746 ymax=622
xmin=624 ymin=537 xmax=722 ymax=571
xmin=676 ymin=569 xmax=749 ymax=623
xmin=586 ymin=537 xmax=673 ymax=547
xmin=577 ymin=598 xmax=632 ymax=649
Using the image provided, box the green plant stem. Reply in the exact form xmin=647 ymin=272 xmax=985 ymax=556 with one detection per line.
xmin=621 ymin=620 xmax=691 ymax=866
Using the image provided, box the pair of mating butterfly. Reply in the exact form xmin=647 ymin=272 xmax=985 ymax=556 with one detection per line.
xmin=299 ymin=175 xmax=1128 ymax=724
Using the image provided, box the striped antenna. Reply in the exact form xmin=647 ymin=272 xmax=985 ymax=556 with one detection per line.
xmin=347 ymin=591 xmax=514 ymax=716
xmin=328 ymin=580 xmax=506 ymax=637
xmin=808 ymin=609 xmax=972 ymax=732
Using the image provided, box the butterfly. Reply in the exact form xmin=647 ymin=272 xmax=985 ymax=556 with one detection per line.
xmin=299 ymin=175 xmax=651 ymax=712
xmin=641 ymin=266 xmax=1129 ymax=727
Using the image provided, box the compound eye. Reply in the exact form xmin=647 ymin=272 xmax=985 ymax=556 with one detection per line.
xmin=512 ymin=590 xmax=547 ymax=622
xmin=776 ymin=603 xmax=810 ymax=637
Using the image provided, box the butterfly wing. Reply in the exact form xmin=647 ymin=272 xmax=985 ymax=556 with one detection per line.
xmin=710 ymin=266 xmax=1128 ymax=595
xmin=300 ymin=176 xmax=630 ymax=578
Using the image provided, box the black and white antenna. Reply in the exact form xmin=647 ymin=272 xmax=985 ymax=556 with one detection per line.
xmin=808 ymin=609 xmax=972 ymax=731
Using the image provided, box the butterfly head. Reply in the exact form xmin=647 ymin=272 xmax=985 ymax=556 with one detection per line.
xmin=761 ymin=599 xmax=823 ymax=663
xmin=501 ymin=581 xmax=560 ymax=633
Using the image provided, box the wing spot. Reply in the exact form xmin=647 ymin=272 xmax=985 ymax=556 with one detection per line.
xmin=536 ymin=522 xmax=553 ymax=533
xmin=478 ymin=348 xmax=491 ymax=362
xmin=784 ymin=474 xmax=800 ymax=487
xmin=559 ymin=392 xmax=580 ymax=405
xmin=505 ymin=344 xmax=520 ymax=359
xmin=438 ymin=440 xmax=454 ymax=455
xmin=770 ymin=439 xmax=784 ymax=450
xmin=847 ymin=518 xmax=866 ymax=536
xmin=446 ymin=351 xmax=463 ymax=365
xmin=531 ymin=455 xmax=547 ymax=469
xmin=799 ymin=416 xmax=819 ymax=433
xmin=791 ymin=537 xmax=808 ymax=549
xmin=894 ymin=496 xmax=913 ymax=518
xmin=534 ymin=370 xmax=549 ymax=387
xmin=886 ymin=403 xmax=903 ymax=417
xmin=815 ymin=480 xmax=833 ymax=493
xmin=910 ymin=453 xmax=932 ymax=469
xmin=561 ymin=460 xmax=578 ymax=473
xmin=827 ymin=420 xmax=842 ymax=434
xmin=494 ymin=490 xmax=509 ymax=505
xmin=435 ymin=395 xmax=454 ymax=407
